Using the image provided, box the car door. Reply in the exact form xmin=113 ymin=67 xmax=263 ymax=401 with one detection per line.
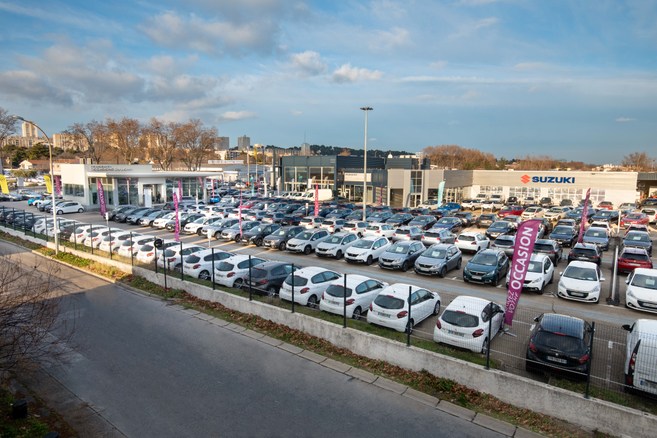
xmin=447 ymin=246 xmax=460 ymax=270
xmin=408 ymin=242 xmax=424 ymax=263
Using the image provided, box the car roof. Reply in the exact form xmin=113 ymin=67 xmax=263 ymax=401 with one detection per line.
xmin=633 ymin=268 xmax=657 ymax=276
xmin=459 ymin=231 xmax=482 ymax=237
xmin=621 ymin=247 xmax=649 ymax=255
xmin=380 ymin=283 xmax=426 ymax=298
xmin=566 ymin=260 xmax=599 ymax=269
xmin=332 ymin=274 xmax=378 ymax=287
xmin=446 ymin=295 xmax=497 ymax=312
xmin=539 ymin=313 xmax=586 ymax=338
xmin=292 ymin=266 xmax=338 ymax=277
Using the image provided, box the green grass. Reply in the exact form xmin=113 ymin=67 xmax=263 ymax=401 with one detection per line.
xmin=0 ymin=386 xmax=60 ymax=438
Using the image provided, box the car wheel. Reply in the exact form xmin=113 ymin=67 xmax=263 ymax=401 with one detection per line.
xmin=278 ymin=241 xmax=287 ymax=251
xmin=405 ymin=319 xmax=414 ymax=334
xmin=307 ymin=295 xmax=319 ymax=308
xmin=537 ymin=281 xmax=545 ymax=295
xmin=492 ymin=275 xmax=499 ymax=286
xmin=401 ymin=261 xmax=409 ymax=272
xmin=303 ymin=245 xmax=312 ymax=255
xmin=197 ymin=229 xmax=204 ymax=236
xmin=438 ymin=267 xmax=447 ymax=278
xmin=234 ymin=234 xmax=241 ymax=242
xmin=335 ymin=249 xmax=343 ymax=260
xmin=254 ymin=237 xmax=263 ymax=247
xmin=352 ymin=306 xmax=362 ymax=320
xmin=77 ymin=208 xmax=84 ymax=213
xmin=357 ymin=232 xmax=363 ymax=238
xmin=57 ymin=210 xmax=63 ymax=215
xmin=432 ymin=301 xmax=441 ymax=316
xmin=199 ymin=270 xmax=211 ymax=281
xmin=480 ymin=337 xmax=489 ymax=354
xmin=233 ymin=278 xmax=244 ymax=288
xmin=366 ymin=255 xmax=373 ymax=266
xmin=266 ymin=285 xmax=278 ymax=296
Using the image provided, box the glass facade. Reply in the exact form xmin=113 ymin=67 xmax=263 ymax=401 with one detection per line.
xmin=509 ymin=186 xmax=541 ymax=200
xmin=165 ymin=178 xmax=203 ymax=200
xmin=283 ymin=166 xmax=334 ymax=193
xmin=116 ymin=177 xmax=138 ymax=205
xmin=63 ymin=184 xmax=84 ymax=197
xmin=89 ymin=177 xmax=114 ymax=206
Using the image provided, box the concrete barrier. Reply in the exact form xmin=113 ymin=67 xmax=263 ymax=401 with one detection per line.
xmin=3 ymin=227 xmax=655 ymax=437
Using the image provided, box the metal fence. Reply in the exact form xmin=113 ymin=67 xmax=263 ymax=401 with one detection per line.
xmin=1 ymin=204 xmax=656 ymax=414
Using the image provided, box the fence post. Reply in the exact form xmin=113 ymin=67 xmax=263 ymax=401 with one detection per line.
xmin=211 ymin=248 xmax=215 ymax=290
xmin=248 ymin=255 xmax=253 ymax=301
xmin=73 ymin=223 xmax=77 ymax=249
xmin=291 ymin=264 xmax=295 ymax=314
xmin=154 ymin=245 xmax=158 ymax=274
xmin=11 ymin=208 xmax=15 ymax=230
xmin=585 ymin=321 xmax=595 ymax=399
xmin=130 ymin=232 xmax=134 ymax=266
xmin=90 ymin=224 xmax=94 ymax=256
xmin=343 ymin=274 xmax=347 ymax=328
xmin=486 ymin=302 xmax=493 ymax=370
xmin=407 ymin=286 xmax=412 ymax=347
xmin=163 ymin=250 xmax=168 ymax=291
xmin=108 ymin=228 xmax=113 ymax=260
xmin=179 ymin=241 xmax=184 ymax=281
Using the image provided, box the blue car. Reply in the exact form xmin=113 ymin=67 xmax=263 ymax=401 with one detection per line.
xmin=581 ymin=227 xmax=610 ymax=251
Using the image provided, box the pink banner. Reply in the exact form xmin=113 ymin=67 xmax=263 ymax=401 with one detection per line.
xmin=173 ymin=192 xmax=180 ymax=242
xmin=504 ymin=219 xmax=542 ymax=326
xmin=97 ymin=180 xmax=107 ymax=217
xmin=238 ymin=189 xmax=243 ymax=235
xmin=314 ymin=184 xmax=319 ymax=216
xmin=178 ymin=180 xmax=183 ymax=200
xmin=577 ymin=188 xmax=591 ymax=243
xmin=54 ymin=175 xmax=62 ymax=197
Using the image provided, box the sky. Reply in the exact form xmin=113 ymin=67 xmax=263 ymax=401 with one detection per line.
xmin=1 ymin=0 xmax=656 ymax=164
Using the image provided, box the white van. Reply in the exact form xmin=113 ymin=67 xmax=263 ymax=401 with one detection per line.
xmin=301 ymin=189 xmax=333 ymax=202
xmin=622 ymin=319 xmax=657 ymax=395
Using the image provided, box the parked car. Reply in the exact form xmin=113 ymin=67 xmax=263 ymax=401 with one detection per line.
xmin=623 ymin=231 xmax=653 ymax=256
xmin=549 ymin=225 xmax=578 ymax=248
xmin=285 ymin=228 xmax=330 ymax=254
xmin=622 ymin=319 xmax=657 ymax=396
xmin=414 ymin=243 xmax=462 ymax=277
xmin=506 ymin=253 xmax=554 ymax=294
xmin=181 ymin=248 xmax=235 ymax=280
xmin=220 ymin=221 xmax=260 ymax=241
xmin=385 ymin=213 xmax=414 ymax=228
xmin=526 ymin=313 xmax=592 ymax=380
xmin=243 ymin=261 xmax=297 ymax=295
xmin=463 ymin=249 xmax=510 ymax=286
xmin=212 ymin=254 xmax=267 ymax=288
xmin=138 ymin=210 xmax=169 ymax=227
xmin=367 ymin=283 xmax=441 ymax=333
xmin=521 ymin=206 xmax=544 ymax=220
xmin=366 ymin=211 xmax=393 ymax=223
xmin=363 ymin=223 xmax=395 ymax=238
xmin=484 ymin=221 xmax=516 ymax=240
xmin=262 ymin=225 xmax=305 ymax=251
xmin=557 ymin=260 xmax=604 ymax=303
xmin=342 ymin=220 xmax=368 ymax=237
xmin=582 ymin=227 xmax=610 ymax=251
xmin=490 ymin=234 xmax=515 ymax=259
xmin=299 ymin=216 xmax=324 ymax=229
xmin=340 ymin=230 xmax=392 ymax=261
xmin=624 ymin=268 xmax=657 ymax=313
xmin=135 ymin=239 xmax=179 ymax=264
xmin=544 ymin=206 xmax=571 ymax=222
xmin=532 ymin=239 xmax=563 ymax=267
xmin=432 ymin=217 xmax=463 ymax=234
xmin=433 ymin=296 xmax=505 ymax=353
xmin=497 ymin=205 xmax=524 ymax=219
xmin=568 ymin=242 xmax=603 ymax=266
xmin=378 ymin=240 xmax=425 ymax=272
xmin=156 ymin=244 xmax=205 ymax=271
xmin=279 ymin=267 xmax=342 ymax=307
xmin=391 ymin=226 xmax=423 ymax=242
xmin=617 ymin=247 xmax=653 ymax=274
xmin=475 ymin=213 xmax=497 ymax=229
xmin=590 ymin=209 xmax=620 ymax=223
xmin=315 ymin=232 xmax=358 ymax=259
xmin=97 ymin=231 xmax=135 ymax=253
xmin=407 ymin=215 xmax=438 ymax=230
xmin=54 ymin=201 xmax=85 ymax=215
xmin=319 ymin=275 xmax=388 ymax=320
xmin=241 ymin=223 xmax=282 ymax=247
xmin=455 ymin=231 xmax=490 ymax=254
xmin=597 ymin=201 xmax=614 ymax=210
xmin=621 ymin=212 xmax=650 ymax=228
xmin=453 ymin=211 xmax=476 ymax=227
xmin=116 ymin=235 xmax=152 ymax=259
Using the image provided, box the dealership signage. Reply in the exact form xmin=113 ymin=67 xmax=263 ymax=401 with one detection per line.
xmin=521 ymin=174 xmax=576 ymax=184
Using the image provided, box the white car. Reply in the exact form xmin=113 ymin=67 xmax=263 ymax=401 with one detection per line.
xmin=319 ymin=275 xmax=388 ymax=319
xmin=213 ymin=254 xmax=268 ymax=288
xmin=182 ymin=248 xmax=235 ymax=280
xmin=135 ymin=239 xmax=178 ymax=264
xmin=315 ymin=232 xmax=358 ymax=259
xmin=69 ymin=224 xmax=106 ymax=244
xmin=544 ymin=207 xmax=570 ymax=222
xmin=285 ymin=229 xmax=331 ymax=254
xmin=300 ymin=216 xmax=324 ymax=229
xmin=625 ymin=268 xmax=657 ymax=313
xmin=342 ymin=221 xmax=368 ymax=237
xmin=367 ymin=283 xmax=441 ymax=333
xmin=84 ymin=227 xmax=124 ymax=249
xmin=345 ymin=236 xmax=391 ymax=265
xmin=557 ymin=260 xmax=605 ymax=303
xmin=319 ymin=218 xmax=345 ymax=233
xmin=521 ymin=206 xmax=544 ymax=220
xmin=116 ymin=235 xmax=152 ymax=259
xmin=157 ymin=244 xmax=205 ymax=270
xmin=455 ymin=232 xmax=490 ymax=253
xmin=363 ymin=223 xmax=395 ymax=238
xmin=279 ymin=267 xmax=342 ymax=307
xmin=506 ymin=253 xmax=554 ymax=294
xmin=433 ymin=296 xmax=505 ymax=353
xmin=152 ymin=212 xmax=176 ymax=229
xmin=97 ymin=231 xmax=135 ymax=253
xmin=55 ymin=201 xmax=85 ymax=215
xmin=183 ymin=216 xmax=217 ymax=235
xmin=622 ymin=319 xmax=657 ymax=396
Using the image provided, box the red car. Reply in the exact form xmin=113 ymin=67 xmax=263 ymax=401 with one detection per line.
xmin=597 ymin=201 xmax=614 ymax=210
xmin=617 ymin=247 xmax=653 ymax=274
xmin=497 ymin=205 xmax=524 ymax=218
xmin=620 ymin=212 xmax=650 ymax=228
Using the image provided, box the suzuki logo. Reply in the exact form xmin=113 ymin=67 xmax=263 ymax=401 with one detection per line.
xmin=520 ymin=174 xmax=531 ymax=184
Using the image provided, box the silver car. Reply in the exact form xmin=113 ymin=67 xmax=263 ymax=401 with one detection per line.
xmin=414 ymin=243 xmax=462 ymax=277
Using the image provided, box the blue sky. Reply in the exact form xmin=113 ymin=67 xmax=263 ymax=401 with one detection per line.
xmin=1 ymin=0 xmax=656 ymax=163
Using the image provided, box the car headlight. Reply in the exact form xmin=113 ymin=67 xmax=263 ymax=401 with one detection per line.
xmin=528 ymin=277 xmax=541 ymax=285
xmin=592 ymin=285 xmax=600 ymax=293
xmin=627 ymin=289 xmax=635 ymax=299
xmin=482 ymin=270 xmax=495 ymax=278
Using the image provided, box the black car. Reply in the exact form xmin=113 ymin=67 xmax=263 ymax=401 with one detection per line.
xmin=485 ymin=221 xmax=516 ymax=240
xmin=532 ymin=239 xmax=563 ymax=267
xmin=567 ymin=242 xmax=602 ymax=266
xmin=539 ymin=197 xmax=553 ymax=208
xmin=243 ymin=261 xmax=296 ymax=295
xmin=385 ymin=213 xmax=413 ymax=227
xmin=378 ymin=241 xmax=425 ymax=272
xmin=623 ymin=231 xmax=653 ymax=256
xmin=549 ymin=225 xmax=578 ymax=247
xmin=109 ymin=205 xmax=137 ymax=221
xmin=431 ymin=217 xmax=463 ymax=233
xmin=408 ymin=215 xmax=438 ymax=230
xmin=114 ymin=207 xmax=145 ymax=223
xmin=476 ymin=213 xmax=497 ymax=229
xmin=590 ymin=209 xmax=619 ymax=223
xmin=526 ymin=313 xmax=592 ymax=380
xmin=262 ymin=225 xmax=304 ymax=251
xmin=453 ymin=211 xmax=476 ymax=227
xmin=241 ymin=223 xmax=282 ymax=247
xmin=280 ymin=214 xmax=303 ymax=226
xmin=463 ymin=248 xmax=510 ymax=286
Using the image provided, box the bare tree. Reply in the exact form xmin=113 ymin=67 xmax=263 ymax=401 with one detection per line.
xmin=622 ymin=152 xmax=654 ymax=171
xmin=145 ymin=118 xmax=181 ymax=170
xmin=0 ymin=253 xmax=73 ymax=371
xmin=177 ymin=120 xmax=217 ymax=171
xmin=106 ymin=117 xmax=142 ymax=164
xmin=0 ymin=107 xmax=18 ymax=171
xmin=423 ymin=144 xmax=497 ymax=170
xmin=68 ymin=120 xmax=111 ymax=164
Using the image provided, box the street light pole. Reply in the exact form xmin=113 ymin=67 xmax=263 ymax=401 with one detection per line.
xmin=16 ymin=116 xmax=58 ymax=254
xmin=360 ymin=107 xmax=373 ymax=221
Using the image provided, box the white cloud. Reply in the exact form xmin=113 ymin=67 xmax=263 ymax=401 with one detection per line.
xmin=430 ymin=60 xmax=448 ymax=70
xmin=331 ymin=64 xmax=383 ymax=83
xmin=374 ymin=27 xmax=410 ymax=49
xmin=615 ymin=117 xmax=635 ymax=123
xmin=290 ymin=51 xmax=327 ymax=76
xmin=219 ymin=110 xmax=257 ymax=121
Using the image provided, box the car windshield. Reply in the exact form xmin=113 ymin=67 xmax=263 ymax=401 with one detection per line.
xmin=626 ymin=233 xmax=650 ymax=243
xmin=442 ymin=310 xmax=479 ymax=328
xmin=374 ymin=294 xmax=404 ymax=310
xmin=553 ymin=226 xmax=572 ymax=234
xmin=424 ymin=248 xmax=446 ymax=259
xmin=250 ymin=267 xmax=268 ymax=279
xmin=326 ymin=235 xmax=342 ymax=244
xmin=353 ymin=240 xmax=374 ymax=249
xmin=325 ymin=284 xmax=353 ymax=298
xmin=564 ymin=266 xmax=597 ymax=281
xmin=250 ymin=226 xmax=263 ymax=233
xmin=471 ymin=253 xmax=497 ymax=266
xmin=534 ymin=332 xmax=584 ymax=354
xmin=585 ymin=229 xmax=606 ymax=238
xmin=528 ymin=261 xmax=543 ymax=273
xmin=630 ymin=274 xmax=657 ymax=290
xmin=284 ymin=275 xmax=308 ymax=286
xmin=274 ymin=229 xmax=288 ymax=236
xmin=389 ymin=244 xmax=409 ymax=254
xmin=296 ymin=232 xmax=312 ymax=240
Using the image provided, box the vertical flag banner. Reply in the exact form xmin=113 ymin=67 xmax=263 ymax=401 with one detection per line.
xmin=55 ymin=175 xmax=62 ymax=197
xmin=314 ymin=184 xmax=319 ymax=216
xmin=578 ymin=188 xmax=591 ymax=243
xmin=238 ymin=189 xmax=243 ymax=235
xmin=0 ymin=175 xmax=9 ymax=194
xmin=97 ymin=180 xmax=107 ymax=217
xmin=126 ymin=177 xmax=131 ymax=202
xmin=173 ymin=192 xmax=180 ymax=242
xmin=44 ymin=174 xmax=53 ymax=194
xmin=178 ymin=180 xmax=183 ymax=199
xmin=504 ymin=219 xmax=542 ymax=326
xmin=437 ymin=180 xmax=446 ymax=206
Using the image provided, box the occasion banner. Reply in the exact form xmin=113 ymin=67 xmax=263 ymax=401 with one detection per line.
xmin=173 ymin=192 xmax=180 ymax=242
xmin=55 ymin=175 xmax=62 ymax=197
xmin=437 ymin=180 xmax=446 ymax=206
xmin=97 ymin=180 xmax=107 ymax=217
xmin=314 ymin=184 xmax=319 ymax=216
xmin=0 ymin=175 xmax=8 ymax=194
xmin=504 ymin=219 xmax=542 ymax=326
xmin=44 ymin=174 xmax=53 ymax=194
xmin=578 ymin=188 xmax=591 ymax=243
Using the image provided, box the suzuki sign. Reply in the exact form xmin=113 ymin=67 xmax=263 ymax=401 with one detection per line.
xmin=521 ymin=174 xmax=576 ymax=184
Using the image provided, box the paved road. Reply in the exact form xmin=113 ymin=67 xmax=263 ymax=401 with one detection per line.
xmin=4 ymin=240 xmax=508 ymax=438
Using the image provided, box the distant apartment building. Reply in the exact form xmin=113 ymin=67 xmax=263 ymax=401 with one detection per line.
xmin=52 ymin=133 xmax=88 ymax=151
xmin=22 ymin=121 xmax=39 ymax=138
xmin=217 ymin=136 xmax=229 ymax=150
xmin=237 ymin=135 xmax=250 ymax=151
xmin=300 ymin=143 xmax=311 ymax=156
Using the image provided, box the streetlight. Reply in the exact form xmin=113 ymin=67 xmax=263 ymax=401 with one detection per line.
xmin=15 ymin=116 xmax=59 ymax=254
xmin=360 ymin=107 xmax=373 ymax=221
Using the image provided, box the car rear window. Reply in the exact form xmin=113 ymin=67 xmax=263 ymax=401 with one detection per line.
xmin=534 ymin=332 xmax=584 ymax=354
xmin=251 ymin=267 xmax=268 ymax=279
xmin=572 ymin=248 xmax=597 ymax=257
xmin=186 ymin=255 xmax=201 ymax=263
xmin=534 ymin=243 xmax=554 ymax=251
xmin=325 ymin=284 xmax=353 ymax=298
xmin=395 ymin=229 xmax=410 ymax=235
xmin=216 ymin=261 xmax=235 ymax=272
xmin=621 ymin=251 xmax=649 ymax=261
xmin=442 ymin=310 xmax=479 ymax=328
xmin=373 ymin=294 xmax=404 ymax=310
xmin=284 ymin=275 xmax=308 ymax=286
xmin=459 ymin=235 xmax=475 ymax=242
